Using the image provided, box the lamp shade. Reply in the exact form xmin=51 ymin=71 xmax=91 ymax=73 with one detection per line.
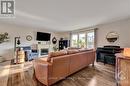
xmin=123 ymin=48 xmax=130 ymax=57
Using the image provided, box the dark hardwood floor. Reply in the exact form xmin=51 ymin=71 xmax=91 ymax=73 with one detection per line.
xmin=5 ymin=62 xmax=116 ymax=86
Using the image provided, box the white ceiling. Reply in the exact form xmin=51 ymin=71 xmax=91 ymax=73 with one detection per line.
xmin=0 ymin=0 xmax=130 ymax=32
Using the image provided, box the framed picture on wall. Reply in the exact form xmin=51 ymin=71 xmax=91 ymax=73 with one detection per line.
xmin=26 ymin=35 xmax=32 ymax=41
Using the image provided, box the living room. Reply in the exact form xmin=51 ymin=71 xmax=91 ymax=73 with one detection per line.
xmin=0 ymin=0 xmax=130 ymax=86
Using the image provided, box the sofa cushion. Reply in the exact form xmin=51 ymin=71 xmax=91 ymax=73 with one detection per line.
xmin=39 ymin=56 xmax=48 ymax=61
xmin=79 ymin=48 xmax=87 ymax=52
xmin=67 ymin=49 xmax=79 ymax=54
xmin=79 ymin=48 xmax=93 ymax=52
xmin=47 ymin=50 xmax=67 ymax=62
xmin=67 ymin=47 xmax=81 ymax=50
xmin=49 ymin=50 xmax=67 ymax=57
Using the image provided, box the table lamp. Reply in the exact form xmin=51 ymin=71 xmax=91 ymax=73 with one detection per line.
xmin=123 ymin=48 xmax=130 ymax=57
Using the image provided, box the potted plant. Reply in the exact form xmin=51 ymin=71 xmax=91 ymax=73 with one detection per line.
xmin=0 ymin=32 xmax=9 ymax=44
xmin=53 ymin=45 xmax=58 ymax=52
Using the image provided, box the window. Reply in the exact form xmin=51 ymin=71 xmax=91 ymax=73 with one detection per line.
xmin=71 ymin=34 xmax=78 ymax=47
xmin=87 ymin=32 xmax=95 ymax=49
xmin=71 ymin=30 xmax=95 ymax=49
xmin=79 ymin=33 xmax=86 ymax=48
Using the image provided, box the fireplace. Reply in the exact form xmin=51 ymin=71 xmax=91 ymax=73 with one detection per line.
xmin=41 ymin=48 xmax=49 ymax=55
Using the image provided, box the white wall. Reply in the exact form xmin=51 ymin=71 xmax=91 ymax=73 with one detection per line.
xmin=1 ymin=18 xmax=130 ymax=60
xmin=51 ymin=32 xmax=71 ymax=50
xmin=0 ymin=23 xmax=62 ymax=60
xmin=96 ymin=18 xmax=130 ymax=48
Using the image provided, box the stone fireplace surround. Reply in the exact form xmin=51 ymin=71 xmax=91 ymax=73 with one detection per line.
xmin=36 ymin=44 xmax=50 ymax=57
xmin=40 ymin=48 xmax=49 ymax=55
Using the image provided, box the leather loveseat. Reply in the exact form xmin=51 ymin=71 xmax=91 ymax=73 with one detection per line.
xmin=33 ymin=49 xmax=95 ymax=86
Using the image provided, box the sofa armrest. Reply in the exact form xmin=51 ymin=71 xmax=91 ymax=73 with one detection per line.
xmin=33 ymin=59 xmax=52 ymax=85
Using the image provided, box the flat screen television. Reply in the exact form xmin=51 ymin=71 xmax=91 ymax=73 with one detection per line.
xmin=36 ymin=32 xmax=51 ymax=41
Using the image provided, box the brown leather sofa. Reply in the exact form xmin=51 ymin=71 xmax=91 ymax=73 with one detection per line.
xmin=33 ymin=49 xmax=95 ymax=86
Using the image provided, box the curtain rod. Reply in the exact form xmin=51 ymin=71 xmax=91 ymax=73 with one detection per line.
xmin=70 ymin=28 xmax=98 ymax=33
